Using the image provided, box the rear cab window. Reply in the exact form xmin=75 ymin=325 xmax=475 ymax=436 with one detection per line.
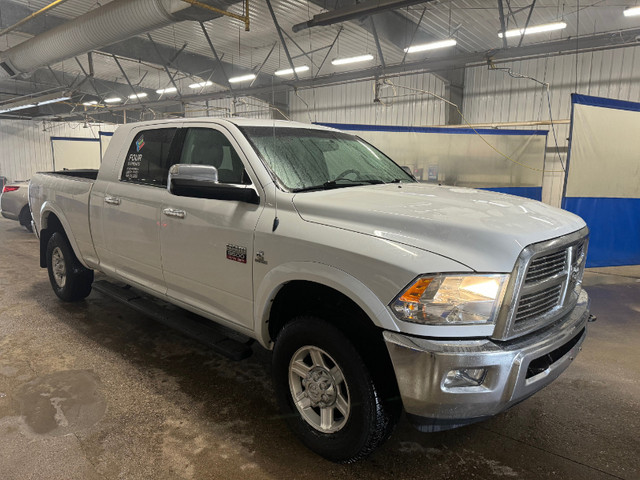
xmin=121 ymin=128 xmax=178 ymax=187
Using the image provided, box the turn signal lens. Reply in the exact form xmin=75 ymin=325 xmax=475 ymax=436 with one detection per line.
xmin=399 ymin=277 xmax=433 ymax=302
xmin=2 ymin=185 xmax=19 ymax=193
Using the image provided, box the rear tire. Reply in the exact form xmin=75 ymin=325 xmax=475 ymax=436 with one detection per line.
xmin=46 ymin=232 xmax=93 ymax=302
xmin=19 ymin=206 xmax=33 ymax=232
xmin=272 ymin=316 xmax=397 ymax=463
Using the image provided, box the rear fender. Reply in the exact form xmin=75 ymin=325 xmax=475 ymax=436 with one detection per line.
xmin=38 ymin=202 xmax=89 ymax=269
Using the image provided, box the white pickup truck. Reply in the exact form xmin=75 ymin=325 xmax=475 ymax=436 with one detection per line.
xmin=30 ymin=118 xmax=591 ymax=462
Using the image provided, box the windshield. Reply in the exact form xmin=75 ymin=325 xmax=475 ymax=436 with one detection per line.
xmin=239 ymin=126 xmax=415 ymax=192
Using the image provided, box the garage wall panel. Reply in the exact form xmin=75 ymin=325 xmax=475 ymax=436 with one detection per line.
xmin=463 ymin=46 xmax=640 ymax=207
xmin=0 ymin=120 xmax=116 ymax=182
xmin=290 ymin=72 xmax=447 ymax=126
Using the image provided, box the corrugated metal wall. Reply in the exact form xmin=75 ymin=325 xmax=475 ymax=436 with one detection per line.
xmin=184 ymin=98 xmax=274 ymax=119
xmin=289 ymin=73 xmax=447 ymax=126
xmin=463 ymin=46 xmax=640 ymax=206
xmin=0 ymin=120 xmax=116 ymax=182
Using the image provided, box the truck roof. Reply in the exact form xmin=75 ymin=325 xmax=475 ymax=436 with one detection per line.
xmin=114 ymin=117 xmax=340 ymax=132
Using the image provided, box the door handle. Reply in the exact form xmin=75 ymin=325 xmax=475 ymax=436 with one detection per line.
xmin=163 ymin=208 xmax=186 ymax=219
xmin=105 ymin=196 xmax=121 ymax=206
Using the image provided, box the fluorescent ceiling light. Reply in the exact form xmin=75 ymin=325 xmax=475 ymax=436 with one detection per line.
xmin=228 ymin=74 xmax=256 ymax=83
xmin=624 ymin=6 xmax=640 ymax=17
xmin=499 ymin=21 xmax=567 ymax=38
xmin=37 ymin=96 xmax=71 ymax=106
xmin=128 ymin=93 xmax=148 ymax=99
xmin=156 ymin=87 xmax=178 ymax=94
xmin=83 ymin=101 xmax=98 ymax=106
xmin=189 ymin=81 xmax=213 ymax=89
xmin=331 ymin=54 xmax=374 ymax=66
xmin=0 ymin=104 xmax=36 ymax=114
xmin=404 ymin=39 xmax=457 ymax=53
xmin=104 ymin=97 xmax=122 ymax=103
xmin=274 ymin=65 xmax=310 ymax=76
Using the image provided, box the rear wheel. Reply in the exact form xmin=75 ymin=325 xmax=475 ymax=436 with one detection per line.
xmin=19 ymin=206 xmax=33 ymax=232
xmin=272 ymin=316 xmax=397 ymax=463
xmin=46 ymin=232 xmax=93 ymax=302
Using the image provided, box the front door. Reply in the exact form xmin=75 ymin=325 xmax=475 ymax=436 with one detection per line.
xmin=159 ymin=125 xmax=263 ymax=330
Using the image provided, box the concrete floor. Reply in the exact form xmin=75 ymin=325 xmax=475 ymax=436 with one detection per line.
xmin=0 ymin=216 xmax=638 ymax=480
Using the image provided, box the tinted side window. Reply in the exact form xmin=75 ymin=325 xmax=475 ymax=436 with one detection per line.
xmin=178 ymin=128 xmax=250 ymax=184
xmin=122 ymin=128 xmax=178 ymax=186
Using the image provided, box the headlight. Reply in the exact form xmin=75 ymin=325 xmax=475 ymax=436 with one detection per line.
xmin=391 ymin=274 xmax=509 ymax=325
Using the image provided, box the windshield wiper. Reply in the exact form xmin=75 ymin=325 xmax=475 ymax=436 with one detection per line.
xmin=292 ymin=178 xmax=384 ymax=193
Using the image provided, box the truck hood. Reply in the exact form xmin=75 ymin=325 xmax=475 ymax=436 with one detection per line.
xmin=292 ymin=183 xmax=586 ymax=272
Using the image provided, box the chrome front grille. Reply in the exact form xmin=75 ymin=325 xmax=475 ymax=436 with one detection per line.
xmin=494 ymin=228 xmax=589 ymax=340
xmin=525 ymin=250 xmax=567 ymax=284
xmin=514 ymin=283 xmax=563 ymax=330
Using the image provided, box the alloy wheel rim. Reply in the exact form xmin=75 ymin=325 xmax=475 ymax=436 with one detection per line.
xmin=288 ymin=345 xmax=350 ymax=433
xmin=52 ymin=247 xmax=66 ymax=288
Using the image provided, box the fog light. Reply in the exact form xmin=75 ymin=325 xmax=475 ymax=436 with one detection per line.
xmin=444 ymin=368 xmax=487 ymax=388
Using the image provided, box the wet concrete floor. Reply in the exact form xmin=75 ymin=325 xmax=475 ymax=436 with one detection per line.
xmin=0 ymin=217 xmax=638 ymax=479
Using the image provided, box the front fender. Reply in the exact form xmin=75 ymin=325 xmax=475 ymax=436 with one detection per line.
xmin=254 ymin=261 xmax=401 ymax=348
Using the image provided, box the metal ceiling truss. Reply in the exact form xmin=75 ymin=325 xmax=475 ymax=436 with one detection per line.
xmin=265 ymin=0 xmax=299 ymax=82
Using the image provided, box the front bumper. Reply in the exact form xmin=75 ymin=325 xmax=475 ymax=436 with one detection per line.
xmin=384 ymin=289 xmax=590 ymax=431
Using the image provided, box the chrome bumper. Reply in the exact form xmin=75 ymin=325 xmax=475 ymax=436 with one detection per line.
xmin=384 ymin=290 xmax=590 ymax=431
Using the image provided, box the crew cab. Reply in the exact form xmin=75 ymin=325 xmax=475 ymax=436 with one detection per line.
xmin=29 ymin=118 xmax=591 ymax=462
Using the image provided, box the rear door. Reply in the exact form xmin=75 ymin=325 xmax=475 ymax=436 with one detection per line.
xmin=159 ymin=124 xmax=263 ymax=330
xmin=101 ymin=126 xmax=180 ymax=293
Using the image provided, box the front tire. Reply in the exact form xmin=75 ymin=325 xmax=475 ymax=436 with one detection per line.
xmin=272 ymin=316 xmax=397 ymax=463
xmin=46 ymin=232 xmax=93 ymax=302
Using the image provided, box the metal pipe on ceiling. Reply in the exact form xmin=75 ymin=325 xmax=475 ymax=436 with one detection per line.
xmin=0 ymin=0 xmax=73 ymax=38
xmin=0 ymin=0 xmax=192 ymax=78
xmin=292 ymin=0 xmax=428 ymax=32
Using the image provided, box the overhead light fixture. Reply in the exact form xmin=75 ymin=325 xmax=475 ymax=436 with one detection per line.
xmin=499 ymin=21 xmax=567 ymax=38
xmin=274 ymin=65 xmax=310 ymax=76
xmin=624 ymin=6 xmax=640 ymax=17
xmin=0 ymin=91 xmax=72 ymax=114
xmin=0 ymin=103 xmax=36 ymax=114
xmin=129 ymin=93 xmax=148 ymax=99
xmin=83 ymin=101 xmax=98 ymax=106
xmin=37 ymin=96 xmax=71 ymax=106
xmin=228 ymin=74 xmax=256 ymax=83
xmin=404 ymin=39 xmax=457 ymax=53
xmin=189 ymin=81 xmax=213 ymax=89
xmin=331 ymin=54 xmax=374 ymax=66
xmin=156 ymin=87 xmax=178 ymax=94
xmin=104 ymin=97 xmax=122 ymax=103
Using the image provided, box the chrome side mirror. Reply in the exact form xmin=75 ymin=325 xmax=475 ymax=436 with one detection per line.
xmin=167 ymin=164 xmax=219 ymax=194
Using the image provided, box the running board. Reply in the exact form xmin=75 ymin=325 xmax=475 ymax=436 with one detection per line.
xmin=93 ymin=280 xmax=254 ymax=361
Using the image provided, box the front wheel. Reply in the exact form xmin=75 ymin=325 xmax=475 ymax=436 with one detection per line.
xmin=46 ymin=232 xmax=93 ymax=302
xmin=272 ymin=316 xmax=397 ymax=463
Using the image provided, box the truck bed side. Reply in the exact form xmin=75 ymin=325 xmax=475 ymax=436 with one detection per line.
xmin=30 ymin=172 xmax=98 ymax=269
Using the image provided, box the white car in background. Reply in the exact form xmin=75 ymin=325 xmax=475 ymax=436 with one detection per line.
xmin=1 ymin=180 xmax=32 ymax=232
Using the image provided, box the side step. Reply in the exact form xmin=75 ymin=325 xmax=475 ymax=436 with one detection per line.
xmin=93 ymin=280 xmax=254 ymax=361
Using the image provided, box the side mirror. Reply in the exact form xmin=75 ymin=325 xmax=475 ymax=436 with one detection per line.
xmin=167 ymin=164 xmax=259 ymax=204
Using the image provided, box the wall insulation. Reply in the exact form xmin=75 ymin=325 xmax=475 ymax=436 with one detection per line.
xmin=0 ymin=120 xmax=116 ymax=182
xmin=289 ymin=72 xmax=447 ymax=126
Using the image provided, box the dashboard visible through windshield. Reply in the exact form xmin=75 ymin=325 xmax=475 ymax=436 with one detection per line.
xmin=239 ymin=126 xmax=415 ymax=192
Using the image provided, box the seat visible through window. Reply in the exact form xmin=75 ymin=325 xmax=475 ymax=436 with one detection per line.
xmin=178 ymin=128 xmax=249 ymax=184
